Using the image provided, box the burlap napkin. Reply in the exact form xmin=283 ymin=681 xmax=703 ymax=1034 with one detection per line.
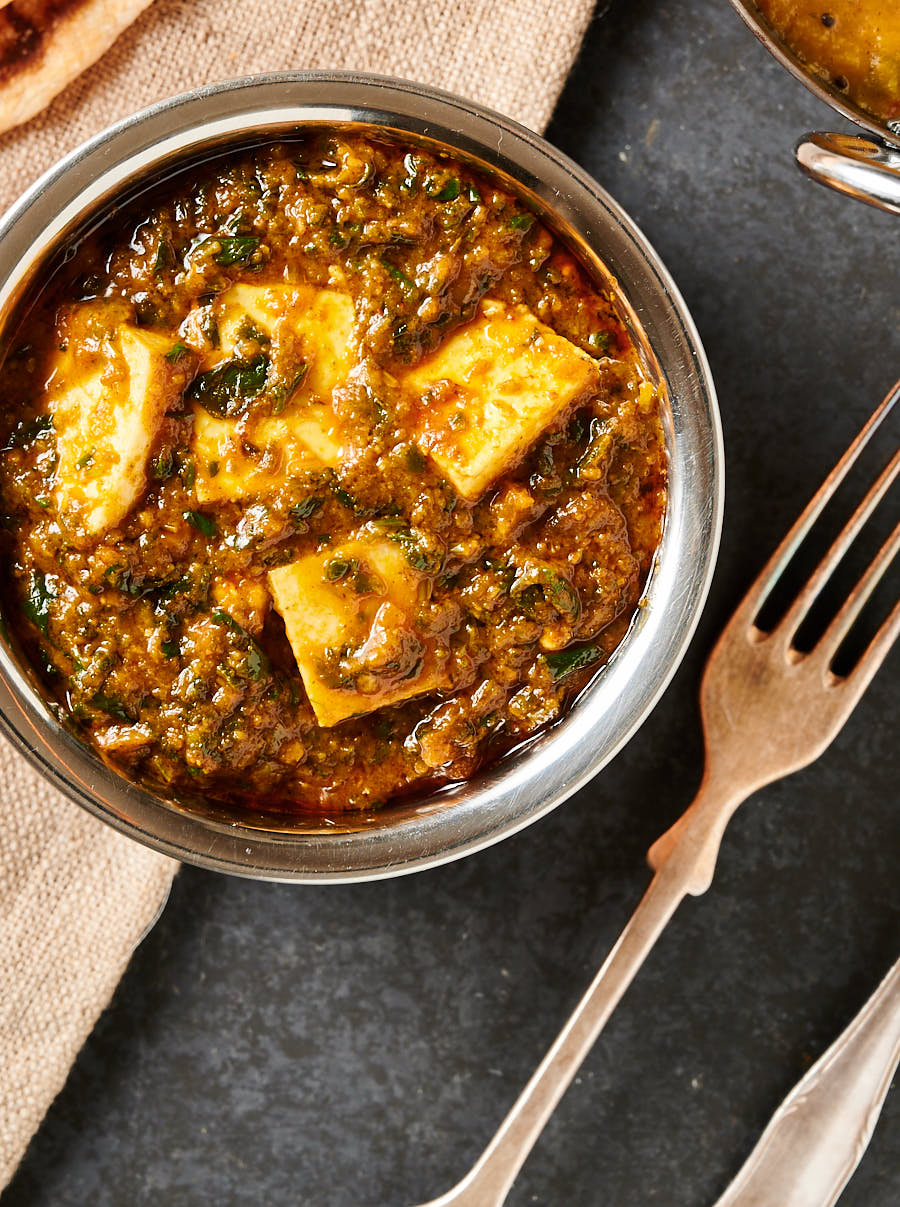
xmin=0 ymin=0 xmax=595 ymax=1188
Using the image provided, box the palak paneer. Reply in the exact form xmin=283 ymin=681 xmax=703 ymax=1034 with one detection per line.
xmin=0 ymin=131 xmax=666 ymax=813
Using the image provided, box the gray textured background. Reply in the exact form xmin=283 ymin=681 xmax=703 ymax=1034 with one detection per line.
xmin=4 ymin=0 xmax=899 ymax=1203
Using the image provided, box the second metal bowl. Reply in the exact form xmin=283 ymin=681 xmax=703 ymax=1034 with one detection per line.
xmin=729 ymin=0 xmax=900 ymax=215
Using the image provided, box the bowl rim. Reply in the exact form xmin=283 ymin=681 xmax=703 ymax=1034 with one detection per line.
xmin=0 ymin=71 xmax=723 ymax=882
xmin=727 ymin=0 xmax=900 ymax=146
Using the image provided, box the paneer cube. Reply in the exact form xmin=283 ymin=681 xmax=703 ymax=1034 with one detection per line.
xmin=188 ymin=282 xmax=355 ymax=502
xmin=50 ymin=321 xmax=191 ymax=535
xmin=268 ymin=536 xmax=449 ymax=726
xmin=193 ymin=406 xmax=342 ymax=503
xmin=405 ymin=299 xmax=601 ymax=500
xmin=214 ymin=283 xmax=356 ymax=402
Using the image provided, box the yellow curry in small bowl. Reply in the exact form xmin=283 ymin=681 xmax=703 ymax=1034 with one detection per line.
xmin=0 ymin=131 xmax=665 ymax=817
xmin=756 ymin=0 xmax=900 ymax=124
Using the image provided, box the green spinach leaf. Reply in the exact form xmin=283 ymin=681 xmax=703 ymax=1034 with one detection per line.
xmin=189 ymin=354 xmax=269 ymax=417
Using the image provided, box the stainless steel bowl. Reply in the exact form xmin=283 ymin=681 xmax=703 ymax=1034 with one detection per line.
xmin=729 ymin=0 xmax=900 ymax=214
xmin=0 ymin=72 xmax=722 ymax=882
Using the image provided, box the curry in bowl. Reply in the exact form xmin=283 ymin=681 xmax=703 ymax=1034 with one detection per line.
xmin=755 ymin=0 xmax=900 ymax=124
xmin=0 ymin=130 xmax=665 ymax=815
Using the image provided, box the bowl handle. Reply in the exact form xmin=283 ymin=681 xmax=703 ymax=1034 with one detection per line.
xmin=795 ymin=131 xmax=900 ymax=215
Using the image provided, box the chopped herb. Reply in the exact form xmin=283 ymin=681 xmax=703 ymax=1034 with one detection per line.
xmin=104 ymin=565 xmax=143 ymax=597
xmin=211 ymin=609 xmax=270 ymax=680
xmin=184 ymin=510 xmax=217 ymax=538
xmin=353 ymin=568 xmax=382 ymax=595
xmin=405 ymin=444 xmax=426 ymax=473
xmin=200 ymin=310 xmax=220 ymax=349
xmin=224 ymin=208 xmax=251 ymax=235
xmin=153 ymin=574 xmax=193 ymax=603
xmin=211 ymin=608 xmax=243 ymax=633
xmin=388 ymin=527 xmax=443 ymax=574
xmin=22 ymin=571 xmax=54 ymax=634
xmin=195 ymin=234 xmax=260 ymax=266
xmin=290 ymin=496 xmax=323 ymax=524
xmin=189 ymin=353 xmax=269 ymax=417
xmin=271 ymin=363 xmax=307 ymax=414
xmin=331 ymin=484 xmax=374 ymax=516
xmin=542 ymin=571 xmax=581 ymax=621
xmin=324 ymin=557 xmax=356 ymax=582
xmin=208 ymin=460 xmax=219 ymax=478
xmin=238 ymin=319 xmax=270 ymax=344
xmin=509 ymin=212 xmax=535 ymax=231
xmin=380 ymin=257 xmax=416 ymax=295
xmin=151 ymin=449 xmax=175 ymax=480
xmin=514 ymin=583 xmax=542 ymax=617
xmin=576 ymin=415 xmax=615 ymax=476
xmin=588 ymin=330 xmax=611 ymax=353
xmin=160 ymin=639 xmax=179 ymax=658
xmin=245 ymin=645 xmax=268 ymax=680
xmin=372 ymin=397 xmax=390 ymax=430
xmin=165 ymin=342 xmax=189 ymax=362
xmin=3 ymin=413 xmax=53 ymax=450
xmin=34 ymin=496 xmax=50 ymax=509
xmin=428 ymin=176 xmax=460 ymax=201
xmin=178 ymin=453 xmax=196 ymax=491
xmin=154 ymin=240 xmax=175 ymax=273
xmin=76 ymin=450 xmax=95 ymax=469
xmin=544 ymin=641 xmax=604 ymax=681
xmin=91 ymin=692 xmax=133 ymax=723
xmin=568 ymin=413 xmax=587 ymax=444
xmin=467 ymin=182 xmax=482 ymax=203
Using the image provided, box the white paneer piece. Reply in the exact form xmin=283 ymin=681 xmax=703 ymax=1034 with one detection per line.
xmin=193 ymin=407 xmax=342 ymax=503
xmin=189 ymin=283 xmax=355 ymax=502
xmin=268 ymin=536 xmax=449 ymax=727
xmin=215 ymin=283 xmax=356 ymax=400
xmin=405 ymin=299 xmax=601 ymax=500
xmin=50 ymin=320 xmax=190 ymax=535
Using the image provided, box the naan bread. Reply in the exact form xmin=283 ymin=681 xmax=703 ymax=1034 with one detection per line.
xmin=0 ymin=0 xmax=154 ymax=136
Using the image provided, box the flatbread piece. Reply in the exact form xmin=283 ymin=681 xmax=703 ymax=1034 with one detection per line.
xmin=0 ymin=0 xmax=154 ymax=136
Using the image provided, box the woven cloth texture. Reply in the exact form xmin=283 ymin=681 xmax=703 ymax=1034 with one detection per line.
xmin=0 ymin=0 xmax=594 ymax=1188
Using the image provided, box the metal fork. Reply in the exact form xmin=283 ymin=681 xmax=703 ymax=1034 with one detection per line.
xmin=414 ymin=380 xmax=900 ymax=1207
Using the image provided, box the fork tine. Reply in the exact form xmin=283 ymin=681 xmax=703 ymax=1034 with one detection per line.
xmin=815 ymin=518 xmax=900 ymax=667
xmin=734 ymin=379 xmax=900 ymax=631
xmin=842 ymin=594 xmax=900 ymax=698
xmin=777 ymin=445 xmax=900 ymax=645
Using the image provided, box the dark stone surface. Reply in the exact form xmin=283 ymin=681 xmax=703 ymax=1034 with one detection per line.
xmin=4 ymin=1 xmax=899 ymax=1204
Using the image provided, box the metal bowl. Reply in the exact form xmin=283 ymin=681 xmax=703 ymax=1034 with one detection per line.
xmin=0 ymin=72 xmax=722 ymax=882
xmin=729 ymin=0 xmax=900 ymax=215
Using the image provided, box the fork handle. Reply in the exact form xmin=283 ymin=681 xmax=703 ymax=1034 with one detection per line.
xmin=713 ymin=954 xmax=900 ymax=1207
xmin=420 ymin=777 xmax=745 ymax=1207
